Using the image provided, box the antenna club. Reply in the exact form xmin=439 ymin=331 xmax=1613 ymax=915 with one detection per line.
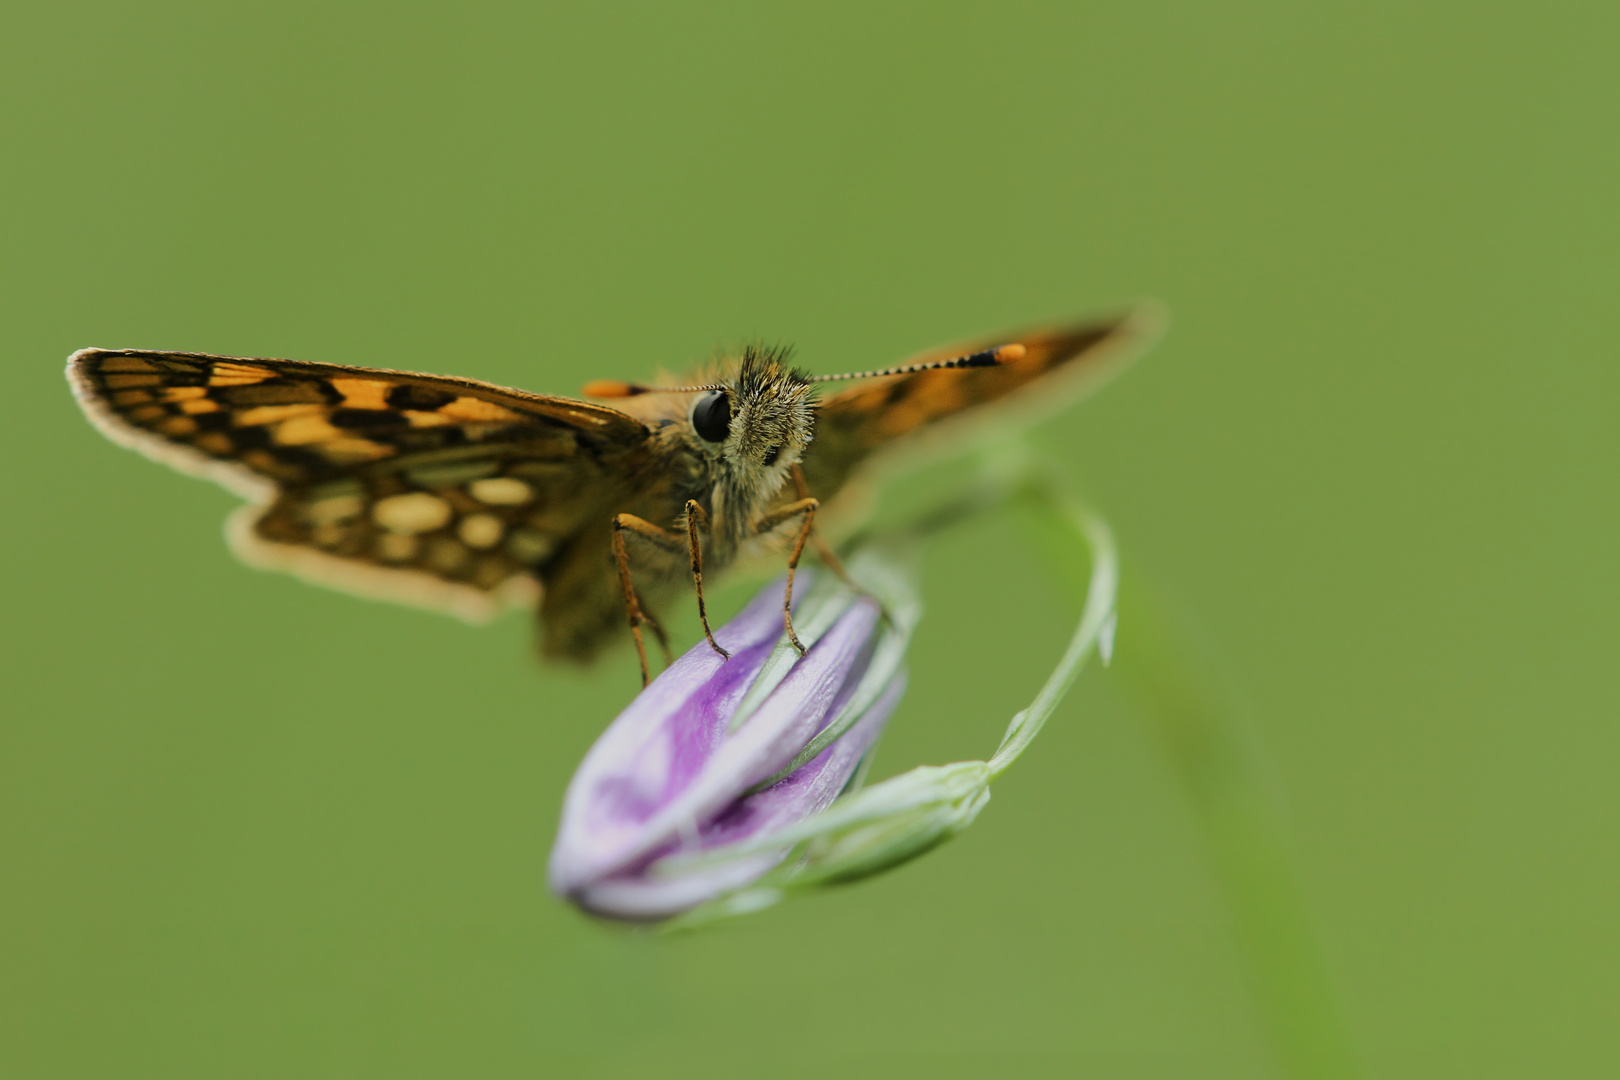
xmin=994 ymin=343 xmax=1027 ymax=362
xmin=582 ymin=379 xmax=642 ymax=398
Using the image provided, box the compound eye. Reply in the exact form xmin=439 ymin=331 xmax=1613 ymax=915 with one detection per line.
xmin=691 ymin=390 xmax=732 ymax=443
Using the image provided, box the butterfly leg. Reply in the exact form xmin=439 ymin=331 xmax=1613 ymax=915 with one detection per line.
xmin=612 ymin=513 xmax=682 ymax=686
xmin=789 ymin=464 xmax=890 ymax=624
xmin=682 ymin=500 xmax=731 ymax=661
xmin=753 ymin=497 xmax=821 ymax=657
xmin=639 ymin=603 xmax=674 ymax=667
xmin=790 ymin=463 xmax=855 ymax=587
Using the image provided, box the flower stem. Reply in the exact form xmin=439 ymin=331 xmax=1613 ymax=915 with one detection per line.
xmin=1017 ymin=480 xmax=1361 ymax=1080
xmin=986 ymin=493 xmax=1118 ymax=778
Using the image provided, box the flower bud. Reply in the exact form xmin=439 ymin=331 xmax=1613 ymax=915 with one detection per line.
xmin=549 ymin=566 xmax=911 ymax=921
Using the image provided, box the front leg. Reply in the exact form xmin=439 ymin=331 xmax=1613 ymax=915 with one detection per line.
xmin=753 ymin=496 xmax=820 ymax=657
xmin=683 ymin=500 xmax=731 ymax=661
xmin=790 ymin=463 xmax=856 ymax=588
xmin=612 ymin=514 xmax=682 ymax=686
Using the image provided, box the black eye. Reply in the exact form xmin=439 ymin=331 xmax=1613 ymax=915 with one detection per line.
xmin=692 ymin=391 xmax=731 ymax=443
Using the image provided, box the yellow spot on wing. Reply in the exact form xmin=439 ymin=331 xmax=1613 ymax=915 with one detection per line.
xmin=469 ymin=477 xmax=533 ymax=505
xmin=161 ymin=386 xmax=208 ymax=402
xmin=439 ymin=397 xmax=523 ymax=422
xmin=329 ymin=377 xmax=391 ymax=409
xmin=273 ymin=414 xmax=343 ymax=445
xmin=179 ymin=397 xmax=222 ymax=414
xmin=373 ymin=492 xmax=453 ymax=534
xmin=303 ymin=494 xmax=365 ymax=524
xmin=238 ymin=403 xmax=325 ymax=425
xmin=158 ymin=415 xmax=199 ymax=437
xmin=458 ymin=513 xmax=504 ymax=549
xmin=209 ymin=363 xmax=275 ymax=386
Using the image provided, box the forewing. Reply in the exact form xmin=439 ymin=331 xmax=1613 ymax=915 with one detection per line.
xmin=798 ymin=305 xmax=1162 ymax=501
xmin=68 ymin=348 xmax=652 ymax=622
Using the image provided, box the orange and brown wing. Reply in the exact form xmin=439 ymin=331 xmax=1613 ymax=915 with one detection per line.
xmin=799 ymin=305 xmax=1163 ymax=501
xmin=67 ymin=348 xmax=653 ymax=623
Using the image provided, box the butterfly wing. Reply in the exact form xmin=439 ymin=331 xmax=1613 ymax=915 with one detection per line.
xmin=68 ymin=348 xmax=654 ymax=630
xmin=798 ymin=305 xmax=1163 ymax=503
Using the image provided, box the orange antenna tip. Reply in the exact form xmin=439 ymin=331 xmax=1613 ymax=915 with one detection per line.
xmin=995 ymin=343 xmax=1027 ymax=362
xmin=581 ymin=379 xmax=642 ymax=398
xmin=583 ymin=379 xmax=727 ymax=397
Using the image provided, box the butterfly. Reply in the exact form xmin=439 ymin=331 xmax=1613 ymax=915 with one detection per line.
xmin=67 ymin=305 xmax=1160 ymax=682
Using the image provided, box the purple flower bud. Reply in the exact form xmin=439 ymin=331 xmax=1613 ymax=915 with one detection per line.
xmin=549 ymin=574 xmax=906 ymax=921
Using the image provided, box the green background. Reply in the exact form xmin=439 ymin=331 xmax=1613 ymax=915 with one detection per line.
xmin=3 ymin=2 xmax=1615 ymax=1077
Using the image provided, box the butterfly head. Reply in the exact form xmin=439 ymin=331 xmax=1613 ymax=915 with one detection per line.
xmin=579 ymin=339 xmax=1031 ymax=513
xmin=691 ymin=344 xmax=816 ymax=482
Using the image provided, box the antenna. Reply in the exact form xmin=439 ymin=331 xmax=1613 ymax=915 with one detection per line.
xmin=579 ymin=343 xmax=1027 ymax=398
xmin=810 ymin=343 xmax=1026 ymax=383
xmin=580 ymin=379 xmax=727 ymax=398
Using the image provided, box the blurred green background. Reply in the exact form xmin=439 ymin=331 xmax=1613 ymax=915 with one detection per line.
xmin=3 ymin=2 xmax=1615 ymax=1077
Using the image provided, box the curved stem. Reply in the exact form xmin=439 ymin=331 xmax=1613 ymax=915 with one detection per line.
xmin=987 ymin=486 xmax=1119 ymax=777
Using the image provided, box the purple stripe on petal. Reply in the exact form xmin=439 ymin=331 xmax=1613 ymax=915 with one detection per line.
xmin=553 ymin=598 xmax=879 ymax=890
xmin=548 ymin=581 xmax=797 ymax=893
xmin=573 ymin=672 xmax=907 ymax=920
xmin=549 ymin=577 xmax=902 ymax=920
